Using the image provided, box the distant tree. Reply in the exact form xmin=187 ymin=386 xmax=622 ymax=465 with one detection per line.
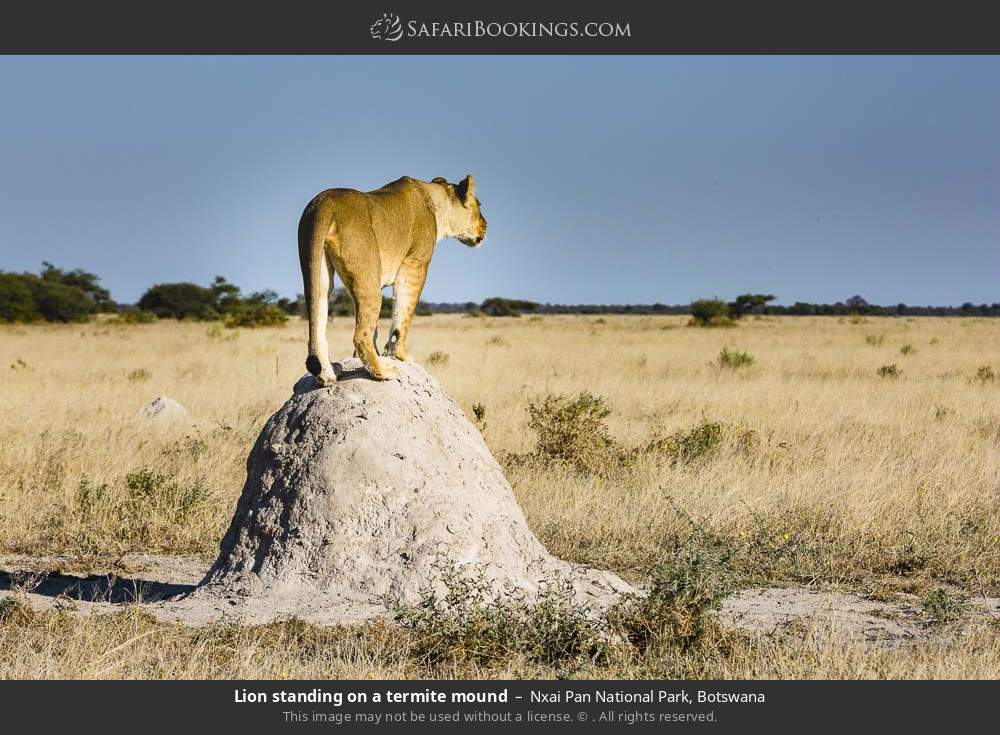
xmin=728 ymin=293 xmax=776 ymax=319
xmin=326 ymin=288 xmax=394 ymax=318
xmin=137 ymin=282 xmax=218 ymax=319
xmin=480 ymin=297 xmax=540 ymax=317
xmin=40 ymin=261 xmax=115 ymax=312
xmin=846 ymin=295 xmax=869 ymax=309
xmin=0 ymin=266 xmax=101 ymax=322
xmin=29 ymin=278 xmax=97 ymax=322
xmin=0 ymin=272 xmax=40 ymax=322
xmin=689 ymin=298 xmax=731 ymax=326
xmin=210 ymin=275 xmax=242 ymax=315
xmin=276 ymin=294 xmax=305 ymax=316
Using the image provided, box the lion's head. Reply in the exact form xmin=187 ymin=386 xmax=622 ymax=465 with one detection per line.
xmin=370 ymin=13 xmax=403 ymax=41
xmin=431 ymin=175 xmax=488 ymax=247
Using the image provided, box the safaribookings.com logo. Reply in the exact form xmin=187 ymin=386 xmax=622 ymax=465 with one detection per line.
xmin=370 ymin=13 xmax=404 ymax=41
xmin=369 ymin=13 xmax=631 ymax=42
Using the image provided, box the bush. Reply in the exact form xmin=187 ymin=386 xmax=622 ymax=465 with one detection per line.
xmin=521 ymin=393 xmax=735 ymax=474
xmin=877 ymin=364 xmax=901 ymax=378
xmin=138 ymin=282 xmax=218 ymax=320
xmin=526 ymin=392 xmax=616 ymax=473
xmin=427 ymin=350 xmax=449 ymax=366
xmin=975 ymin=366 xmax=996 ymax=383
xmin=688 ymin=299 xmax=733 ymax=327
xmin=472 ymin=403 xmax=487 ymax=431
xmin=480 ymin=297 xmax=539 ymax=317
xmin=645 ymin=421 xmax=725 ymax=466
xmin=610 ymin=520 xmax=740 ymax=650
xmin=276 ymin=295 xmax=305 ymax=316
xmin=393 ymin=562 xmax=602 ymax=668
xmin=921 ymin=588 xmax=970 ymax=625
xmin=223 ymin=302 xmax=288 ymax=328
xmin=137 ymin=277 xmax=294 ymax=325
xmin=716 ymin=347 xmax=755 ymax=369
xmin=118 ymin=309 xmax=157 ymax=324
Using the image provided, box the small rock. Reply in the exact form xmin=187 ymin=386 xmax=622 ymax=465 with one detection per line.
xmin=136 ymin=396 xmax=188 ymax=421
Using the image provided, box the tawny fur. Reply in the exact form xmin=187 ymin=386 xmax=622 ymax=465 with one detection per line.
xmin=298 ymin=175 xmax=487 ymax=384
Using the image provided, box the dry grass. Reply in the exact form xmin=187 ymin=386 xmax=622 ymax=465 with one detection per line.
xmin=2 ymin=314 xmax=1000 ymax=678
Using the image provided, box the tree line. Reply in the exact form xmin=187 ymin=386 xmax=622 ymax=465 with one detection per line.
xmin=1 ymin=264 xmax=998 ymax=324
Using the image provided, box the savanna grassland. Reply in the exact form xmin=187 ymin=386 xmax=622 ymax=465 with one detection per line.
xmin=1 ymin=314 xmax=999 ymax=678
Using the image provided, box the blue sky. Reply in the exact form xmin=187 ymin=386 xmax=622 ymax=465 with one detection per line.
xmin=0 ymin=56 xmax=997 ymax=305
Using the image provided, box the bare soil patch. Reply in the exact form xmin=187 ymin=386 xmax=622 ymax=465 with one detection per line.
xmin=4 ymin=554 xmax=997 ymax=645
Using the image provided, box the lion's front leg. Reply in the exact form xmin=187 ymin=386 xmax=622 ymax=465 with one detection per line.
xmin=385 ymin=261 xmax=427 ymax=361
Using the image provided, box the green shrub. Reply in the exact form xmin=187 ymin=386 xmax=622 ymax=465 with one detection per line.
xmin=427 ymin=350 xmax=449 ymax=366
xmin=688 ymin=299 xmax=734 ymax=328
xmin=865 ymin=334 xmax=885 ymax=346
xmin=645 ymin=421 xmax=725 ymax=466
xmin=610 ymin=517 xmax=740 ymax=651
xmin=521 ymin=392 xmax=734 ymax=474
xmin=119 ymin=309 xmax=157 ymax=324
xmin=393 ymin=562 xmax=601 ymax=668
xmin=921 ymin=588 xmax=970 ymax=625
xmin=975 ymin=365 xmax=996 ymax=383
xmin=472 ymin=403 xmax=487 ymax=431
xmin=900 ymin=343 xmax=915 ymax=355
xmin=877 ymin=364 xmax=901 ymax=378
xmin=526 ymin=392 xmax=616 ymax=473
xmin=127 ymin=368 xmax=151 ymax=382
xmin=716 ymin=347 xmax=755 ymax=369
xmin=223 ymin=302 xmax=289 ymax=328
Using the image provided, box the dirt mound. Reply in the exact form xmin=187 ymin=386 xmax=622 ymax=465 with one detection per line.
xmin=166 ymin=357 xmax=635 ymax=625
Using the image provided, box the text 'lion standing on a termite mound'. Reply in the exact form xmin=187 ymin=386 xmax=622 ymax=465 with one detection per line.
xmin=298 ymin=175 xmax=488 ymax=385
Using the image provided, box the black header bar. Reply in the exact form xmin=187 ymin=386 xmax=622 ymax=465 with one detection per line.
xmin=2 ymin=1 xmax=999 ymax=54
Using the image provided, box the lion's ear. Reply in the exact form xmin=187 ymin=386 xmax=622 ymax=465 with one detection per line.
xmin=455 ymin=175 xmax=476 ymax=205
xmin=431 ymin=177 xmax=448 ymax=185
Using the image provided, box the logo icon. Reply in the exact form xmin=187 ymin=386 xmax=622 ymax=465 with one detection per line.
xmin=370 ymin=13 xmax=403 ymax=42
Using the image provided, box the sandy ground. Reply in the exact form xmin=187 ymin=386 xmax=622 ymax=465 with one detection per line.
xmin=3 ymin=553 xmax=997 ymax=646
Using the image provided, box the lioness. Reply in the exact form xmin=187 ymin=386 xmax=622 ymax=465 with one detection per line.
xmin=298 ymin=175 xmax=487 ymax=385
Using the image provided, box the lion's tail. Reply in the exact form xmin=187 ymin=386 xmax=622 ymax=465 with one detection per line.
xmin=298 ymin=199 xmax=335 ymax=377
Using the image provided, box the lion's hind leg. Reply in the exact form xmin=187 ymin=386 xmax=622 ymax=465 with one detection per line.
xmin=343 ymin=270 xmax=397 ymax=381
